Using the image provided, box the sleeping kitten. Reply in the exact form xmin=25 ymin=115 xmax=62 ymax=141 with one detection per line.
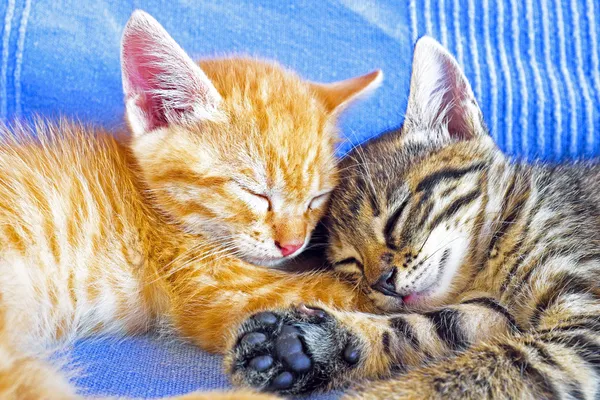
xmin=0 ymin=10 xmax=382 ymax=399
xmin=231 ymin=37 xmax=600 ymax=399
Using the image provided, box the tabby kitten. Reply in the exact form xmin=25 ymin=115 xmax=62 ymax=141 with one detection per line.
xmin=0 ymin=10 xmax=382 ymax=399
xmin=230 ymin=37 xmax=600 ymax=399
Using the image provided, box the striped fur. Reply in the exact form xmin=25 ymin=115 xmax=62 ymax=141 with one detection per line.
xmin=0 ymin=11 xmax=382 ymax=399
xmin=230 ymin=38 xmax=600 ymax=399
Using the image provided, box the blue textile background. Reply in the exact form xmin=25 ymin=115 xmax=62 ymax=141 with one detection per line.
xmin=1 ymin=0 xmax=600 ymax=398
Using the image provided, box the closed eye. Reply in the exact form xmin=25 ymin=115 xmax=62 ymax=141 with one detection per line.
xmin=383 ymin=198 xmax=410 ymax=247
xmin=332 ymin=257 xmax=364 ymax=272
xmin=238 ymin=186 xmax=272 ymax=211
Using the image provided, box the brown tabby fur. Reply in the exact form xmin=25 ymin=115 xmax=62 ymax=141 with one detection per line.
xmin=0 ymin=11 xmax=382 ymax=399
xmin=230 ymin=37 xmax=600 ymax=399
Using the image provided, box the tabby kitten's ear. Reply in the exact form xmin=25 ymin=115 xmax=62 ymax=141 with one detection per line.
xmin=404 ymin=36 xmax=485 ymax=141
xmin=121 ymin=10 xmax=223 ymax=136
xmin=309 ymin=69 xmax=383 ymax=114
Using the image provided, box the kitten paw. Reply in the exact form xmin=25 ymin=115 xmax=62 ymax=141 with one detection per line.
xmin=227 ymin=304 xmax=362 ymax=394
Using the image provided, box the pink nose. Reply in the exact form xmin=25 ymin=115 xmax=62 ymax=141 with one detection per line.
xmin=276 ymin=241 xmax=303 ymax=257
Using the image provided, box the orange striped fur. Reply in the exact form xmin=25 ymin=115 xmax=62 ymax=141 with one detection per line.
xmin=0 ymin=10 xmax=382 ymax=399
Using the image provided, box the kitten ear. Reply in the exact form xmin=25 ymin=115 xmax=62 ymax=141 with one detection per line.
xmin=404 ymin=36 xmax=484 ymax=141
xmin=121 ymin=10 xmax=222 ymax=136
xmin=310 ymin=70 xmax=383 ymax=114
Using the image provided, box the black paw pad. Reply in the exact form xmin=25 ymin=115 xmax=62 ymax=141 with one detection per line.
xmin=249 ymin=355 xmax=273 ymax=372
xmin=275 ymin=326 xmax=311 ymax=373
xmin=254 ymin=312 xmax=278 ymax=325
xmin=275 ymin=335 xmax=302 ymax=356
xmin=233 ymin=307 xmax=361 ymax=394
xmin=343 ymin=344 xmax=360 ymax=364
xmin=241 ymin=332 xmax=267 ymax=346
xmin=270 ymin=371 xmax=294 ymax=390
xmin=280 ymin=325 xmax=300 ymax=337
xmin=284 ymin=351 xmax=311 ymax=372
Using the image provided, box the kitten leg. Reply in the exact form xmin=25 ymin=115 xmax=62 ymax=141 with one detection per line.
xmin=0 ymin=342 xmax=79 ymax=399
xmin=228 ymin=296 xmax=517 ymax=394
xmin=344 ymin=330 xmax=595 ymax=400
xmin=170 ymin=261 xmax=376 ymax=354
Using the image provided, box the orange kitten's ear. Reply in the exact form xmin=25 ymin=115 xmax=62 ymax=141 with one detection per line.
xmin=121 ymin=10 xmax=222 ymax=136
xmin=309 ymin=70 xmax=383 ymax=114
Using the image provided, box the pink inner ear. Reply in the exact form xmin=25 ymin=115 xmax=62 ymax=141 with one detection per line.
xmin=122 ymin=31 xmax=196 ymax=131
xmin=439 ymin=58 xmax=473 ymax=141
xmin=444 ymin=85 xmax=471 ymax=140
xmin=123 ymin=34 xmax=167 ymax=130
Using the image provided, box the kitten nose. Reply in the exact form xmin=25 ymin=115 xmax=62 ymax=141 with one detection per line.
xmin=372 ymin=268 xmax=398 ymax=296
xmin=275 ymin=241 xmax=303 ymax=257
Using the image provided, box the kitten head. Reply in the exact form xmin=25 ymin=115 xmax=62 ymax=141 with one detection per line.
xmin=327 ymin=37 xmax=502 ymax=311
xmin=121 ymin=10 xmax=382 ymax=266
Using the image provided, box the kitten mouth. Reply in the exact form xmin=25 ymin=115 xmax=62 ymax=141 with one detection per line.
xmin=401 ymin=290 xmax=431 ymax=305
xmin=396 ymin=285 xmax=438 ymax=307
xmin=371 ymin=279 xmax=437 ymax=304
xmin=401 ymin=266 xmax=442 ymax=305
xmin=236 ymin=237 xmax=308 ymax=267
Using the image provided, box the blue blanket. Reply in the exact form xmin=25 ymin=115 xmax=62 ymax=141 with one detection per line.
xmin=1 ymin=0 xmax=599 ymax=398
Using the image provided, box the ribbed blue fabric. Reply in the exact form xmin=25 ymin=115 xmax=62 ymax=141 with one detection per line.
xmin=2 ymin=1 xmax=598 ymax=160
xmin=64 ymin=335 xmax=340 ymax=399
xmin=1 ymin=0 xmax=599 ymax=398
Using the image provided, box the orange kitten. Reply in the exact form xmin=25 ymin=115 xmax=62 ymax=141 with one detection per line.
xmin=0 ymin=10 xmax=381 ymax=399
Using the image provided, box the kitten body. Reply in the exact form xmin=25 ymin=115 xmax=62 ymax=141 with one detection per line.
xmin=0 ymin=10 xmax=382 ymax=399
xmin=231 ymin=38 xmax=600 ymax=399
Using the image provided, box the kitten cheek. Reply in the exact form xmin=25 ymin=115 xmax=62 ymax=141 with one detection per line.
xmin=180 ymin=214 xmax=230 ymax=236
